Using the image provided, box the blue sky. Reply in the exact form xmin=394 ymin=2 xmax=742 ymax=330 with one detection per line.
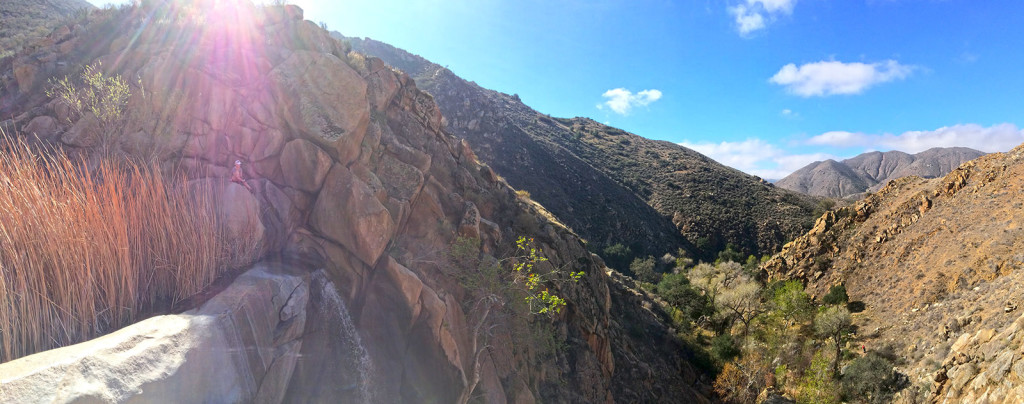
xmin=88 ymin=0 xmax=1024 ymax=179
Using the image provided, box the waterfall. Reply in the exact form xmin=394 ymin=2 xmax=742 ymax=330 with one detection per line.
xmin=311 ymin=269 xmax=375 ymax=403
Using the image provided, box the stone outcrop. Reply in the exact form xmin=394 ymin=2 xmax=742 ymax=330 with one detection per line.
xmin=765 ymin=144 xmax=1024 ymax=401
xmin=0 ymin=263 xmax=310 ymax=403
xmin=0 ymin=2 xmax=710 ymax=402
xmin=931 ymin=312 xmax=1024 ymax=403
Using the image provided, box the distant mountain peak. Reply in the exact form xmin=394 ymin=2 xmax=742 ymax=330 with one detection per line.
xmin=777 ymin=147 xmax=986 ymax=198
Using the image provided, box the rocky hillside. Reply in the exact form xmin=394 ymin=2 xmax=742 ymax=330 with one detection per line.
xmin=764 ymin=145 xmax=1024 ymax=402
xmin=0 ymin=2 xmax=711 ymax=402
xmin=777 ymin=147 xmax=985 ymax=198
xmin=343 ymin=35 xmax=823 ymax=261
xmin=0 ymin=0 xmax=93 ymax=59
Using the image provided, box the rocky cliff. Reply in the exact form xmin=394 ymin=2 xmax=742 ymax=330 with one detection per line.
xmin=343 ymin=35 xmax=822 ymax=261
xmin=765 ymin=144 xmax=1024 ymax=403
xmin=0 ymin=2 xmax=710 ymax=402
xmin=776 ymin=147 xmax=985 ymax=199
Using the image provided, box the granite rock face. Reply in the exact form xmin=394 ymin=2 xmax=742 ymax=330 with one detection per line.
xmin=0 ymin=2 xmax=710 ymax=402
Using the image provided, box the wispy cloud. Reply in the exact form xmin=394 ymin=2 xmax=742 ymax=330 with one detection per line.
xmin=679 ymin=138 xmax=838 ymax=180
xmin=598 ymin=88 xmax=663 ymax=115
xmin=770 ymin=60 xmax=915 ymax=97
xmin=729 ymin=0 xmax=797 ymax=36
xmin=807 ymin=123 xmax=1024 ymax=153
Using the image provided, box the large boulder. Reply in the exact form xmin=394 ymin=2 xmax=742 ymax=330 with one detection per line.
xmin=22 ymin=115 xmax=60 ymax=140
xmin=12 ymin=57 xmax=39 ymax=92
xmin=0 ymin=264 xmax=309 ymax=403
xmin=280 ymin=138 xmax=333 ymax=192
xmin=310 ymin=164 xmax=395 ymax=267
xmin=218 ymin=181 xmax=265 ymax=261
xmin=270 ymin=51 xmax=369 ymax=165
xmin=61 ymin=112 xmax=102 ymax=147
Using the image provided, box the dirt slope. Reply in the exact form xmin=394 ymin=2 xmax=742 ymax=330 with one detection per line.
xmin=765 ymin=145 xmax=1024 ymax=402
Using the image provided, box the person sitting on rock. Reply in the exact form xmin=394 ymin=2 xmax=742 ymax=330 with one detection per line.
xmin=231 ymin=160 xmax=254 ymax=192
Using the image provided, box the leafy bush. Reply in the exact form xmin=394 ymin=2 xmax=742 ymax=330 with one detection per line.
xmin=630 ymin=255 xmax=660 ymax=284
xmin=822 ymin=284 xmax=849 ymax=306
xmin=47 ymin=62 xmax=132 ymax=146
xmin=601 ymin=243 xmax=633 ymax=271
xmin=772 ymin=280 xmax=815 ymax=326
xmin=716 ymin=244 xmax=744 ymax=264
xmin=656 ymin=273 xmax=712 ymax=328
xmin=796 ymin=350 xmax=841 ymax=404
xmin=711 ymin=334 xmax=740 ymax=362
xmin=842 ymin=353 xmax=907 ymax=403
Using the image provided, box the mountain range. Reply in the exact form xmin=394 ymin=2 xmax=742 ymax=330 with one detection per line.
xmin=341 ymin=35 xmax=824 ymax=263
xmin=776 ymin=147 xmax=985 ymax=198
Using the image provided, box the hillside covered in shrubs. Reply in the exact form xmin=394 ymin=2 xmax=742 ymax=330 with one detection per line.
xmin=344 ymin=35 xmax=825 ymax=265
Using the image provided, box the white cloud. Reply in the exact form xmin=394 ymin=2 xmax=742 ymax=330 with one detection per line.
xmin=676 ymin=124 xmax=1024 ymax=180
xmin=729 ymin=0 xmax=797 ymax=36
xmin=598 ymin=88 xmax=662 ymax=115
xmin=770 ymin=60 xmax=915 ymax=97
xmin=807 ymin=124 xmax=1024 ymax=153
xmin=679 ymin=138 xmax=838 ymax=180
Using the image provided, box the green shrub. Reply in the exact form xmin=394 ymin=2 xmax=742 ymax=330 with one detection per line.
xmin=655 ymin=273 xmax=712 ymax=328
xmin=842 ymin=353 xmax=907 ymax=403
xmin=711 ymin=334 xmax=741 ymax=362
xmin=630 ymin=255 xmax=660 ymax=284
xmin=772 ymin=280 xmax=815 ymax=326
xmin=716 ymin=244 xmax=744 ymax=264
xmin=601 ymin=243 xmax=633 ymax=271
xmin=796 ymin=350 xmax=841 ymax=404
xmin=822 ymin=284 xmax=849 ymax=306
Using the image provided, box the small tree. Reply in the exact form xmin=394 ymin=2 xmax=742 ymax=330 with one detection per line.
xmin=716 ymin=277 xmax=763 ymax=336
xmin=656 ymin=273 xmax=712 ymax=328
xmin=510 ymin=237 xmax=584 ymax=315
xmin=772 ymin=280 xmax=815 ymax=327
xmin=815 ymin=306 xmax=853 ymax=376
xmin=714 ymin=349 xmax=771 ymax=404
xmin=797 ymin=350 xmax=841 ymax=404
xmin=630 ymin=255 xmax=660 ymax=284
xmin=450 ymin=236 xmax=582 ymax=404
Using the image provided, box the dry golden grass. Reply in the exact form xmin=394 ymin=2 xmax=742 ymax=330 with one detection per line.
xmin=0 ymin=134 xmax=255 ymax=362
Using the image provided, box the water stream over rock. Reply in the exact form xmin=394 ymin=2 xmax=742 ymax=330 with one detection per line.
xmin=311 ymin=269 xmax=376 ymax=403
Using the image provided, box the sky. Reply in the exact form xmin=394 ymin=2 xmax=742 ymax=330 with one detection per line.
xmin=88 ymin=0 xmax=1024 ymax=179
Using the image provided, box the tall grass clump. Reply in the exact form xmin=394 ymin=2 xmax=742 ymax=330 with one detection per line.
xmin=0 ymin=135 xmax=255 ymax=362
